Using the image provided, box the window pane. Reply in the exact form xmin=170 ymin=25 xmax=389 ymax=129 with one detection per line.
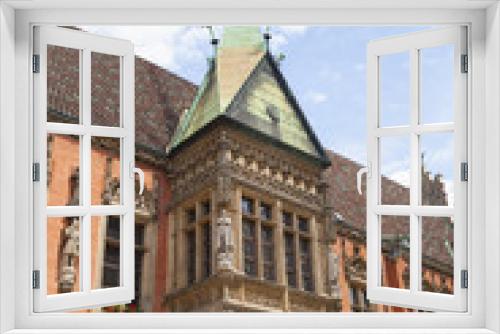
xmin=260 ymin=202 xmax=272 ymax=221
xmin=282 ymin=211 xmax=293 ymax=228
xmin=91 ymin=52 xmax=121 ymax=127
xmin=379 ymin=52 xmax=410 ymax=127
xmin=47 ymin=45 xmax=80 ymax=124
xmin=421 ymin=216 xmax=454 ymax=294
xmin=47 ymin=216 xmax=80 ymax=295
xmin=241 ymin=197 xmax=254 ymax=215
xmin=300 ymin=238 xmax=313 ymax=292
xmin=380 ymin=136 xmax=410 ymax=205
xmin=420 ymin=45 xmax=454 ymax=124
xmin=91 ymin=137 xmax=121 ymax=205
xmin=185 ymin=207 xmax=196 ymax=224
xmin=201 ymin=223 xmax=212 ymax=279
xmin=201 ymin=200 xmax=211 ymax=216
xmin=298 ymin=216 xmax=309 ymax=232
xmin=91 ymin=216 xmax=121 ymax=289
xmin=420 ymin=132 xmax=454 ymax=206
xmin=47 ymin=134 xmax=81 ymax=206
xmin=186 ymin=230 xmax=196 ymax=285
xmin=242 ymin=218 xmax=257 ymax=277
xmin=261 ymin=225 xmax=275 ymax=281
xmin=285 ymin=232 xmax=296 ymax=288
xmin=380 ymin=215 xmax=410 ymax=289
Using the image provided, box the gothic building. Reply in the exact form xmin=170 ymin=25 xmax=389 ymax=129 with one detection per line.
xmin=163 ymin=27 xmax=342 ymax=312
xmin=45 ymin=26 xmax=453 ymax=313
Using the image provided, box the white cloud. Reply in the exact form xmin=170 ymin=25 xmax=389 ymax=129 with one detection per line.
xmin=79 ymin=25 xmax=307 ymax=80
xmin=305 ymin=91 xmax=328 ymax=104
xmin=80 ymin=25 xmax=212 ymax=81
xmin=389 ymin=170 xmax=411 ymax=187
xmin=269 ymin=32 xmax=288 ymax=50
xmin=268 ymin=26 xmax=309 ymax=52
xmin=334 ymin=142 xmax=367 ymax=165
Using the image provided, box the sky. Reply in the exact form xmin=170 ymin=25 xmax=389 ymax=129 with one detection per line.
xmin=80 ymin=25 xmax=455 ymax=205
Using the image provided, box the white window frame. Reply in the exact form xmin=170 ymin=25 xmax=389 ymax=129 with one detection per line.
xmin=32 ymin=26 xmax=136 ymax=312
xmin=0 ymin=1 xmax=499 ymax=333
xmin=365 ymin=26 xmax=468 ymax=312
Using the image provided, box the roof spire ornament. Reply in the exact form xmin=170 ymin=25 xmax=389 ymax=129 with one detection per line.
xmin=203 ymin=25 xmax=219 ymax=57
xmin=263 ymin=26 xmax=271 ymax=52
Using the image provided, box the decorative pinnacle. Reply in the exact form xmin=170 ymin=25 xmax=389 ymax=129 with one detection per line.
xmin=263 ymin=26 xmax=271 ymax=51
xmin=203 ymin=26 xmax=219 ymax=56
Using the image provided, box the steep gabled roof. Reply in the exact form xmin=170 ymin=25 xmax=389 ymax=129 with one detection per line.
xmin=46 ymin=41 xmax=197 ymax=163
xmin=167 ymin=26 xmax=329 ymax=165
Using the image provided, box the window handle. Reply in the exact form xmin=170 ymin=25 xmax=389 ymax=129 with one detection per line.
xmin=130 ymin=162 xmax=145 ymax=195
xmin=356 ymin=163 xmax=371 ymax=195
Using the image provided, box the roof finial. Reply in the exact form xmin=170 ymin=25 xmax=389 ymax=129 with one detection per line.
xmin=263 ymin=26 xmax=271 ymax=52
xmin=203 ymin=26 xmax=219 ymax=57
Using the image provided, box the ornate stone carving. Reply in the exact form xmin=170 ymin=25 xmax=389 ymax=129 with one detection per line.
xmin=328 ymin=249 xmax=341 ymax=298
xmin=59 ymin=217 xmax=80 ymax=292
xmin=216 ymin=209 xmax=234 ymax=272
xmin=216 ymin=175 xmax=232 ymax=207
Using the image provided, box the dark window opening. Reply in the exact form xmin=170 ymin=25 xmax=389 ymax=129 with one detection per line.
xmin=201 ymin=200 xmax=211 ymax=216
xmin=260 ymin=202 xmax=272 ymax=221
xmin=186 ymin=230 xmax=196 ymax=285
xmin=261 ymin=225 xmax=275 ymax=281
xmin=298 ymin=216 xmax=309 ymax=232
xmin=242 ymin=218 xmax=257 ymax=277
xmin=201 ymin=223 xmax=211 ymax=279
xmin=300 ymin=238 xmax=313 ymax=292
xmin=186 ymin=207 xmax=196 ymax=224
xmin=283 ymin=211 xmax=293 ymax=227
xmin=285 ymin=232 xmax=296 ymax=288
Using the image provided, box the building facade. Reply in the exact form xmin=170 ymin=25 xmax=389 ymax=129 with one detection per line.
xmin=45 ymin=26 xmax=453 ymax=313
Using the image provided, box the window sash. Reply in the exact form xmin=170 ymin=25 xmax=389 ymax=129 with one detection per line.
xmin=366 ymin=26 xmax=468 ymax=312
xmin=32 ymin=26 xmax=135 ymax=312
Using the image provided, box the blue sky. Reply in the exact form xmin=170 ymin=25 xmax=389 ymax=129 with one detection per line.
xmin=81 ymin=25 xmax=454 ymax=205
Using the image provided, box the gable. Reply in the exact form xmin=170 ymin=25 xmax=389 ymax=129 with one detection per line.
xmin=228 ymin=56 xmax=325 ymax=160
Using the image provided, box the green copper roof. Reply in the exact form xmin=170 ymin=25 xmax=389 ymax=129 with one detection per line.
xmin=167 ymin=26 xmax=327 ymax=163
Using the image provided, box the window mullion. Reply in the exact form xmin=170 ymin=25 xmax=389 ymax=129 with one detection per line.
xmin=409 ymin=48 xmax=420 ymax=293
xmin=81 ymin=48 xmax=92 ymax=293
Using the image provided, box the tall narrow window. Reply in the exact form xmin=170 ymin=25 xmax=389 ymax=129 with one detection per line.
xmin=300 ymin=238 xmax=313 ymax=292
xmin=284 ymin=232 xmax=296 ymax=288
xmin=186 ymin=230 xmax=196 ymax=285
xmin=201 ymin=222 xmax=211 ymax=279
xmin=242 ymin=218 xmax=257 ymax=277
xmin=102 ymin=216 xmax=121 ymax=288
xmin=261 ymin=225 xmax=275 ymax=281
xmin=134 ymin=224 xmax=146 ymax=308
